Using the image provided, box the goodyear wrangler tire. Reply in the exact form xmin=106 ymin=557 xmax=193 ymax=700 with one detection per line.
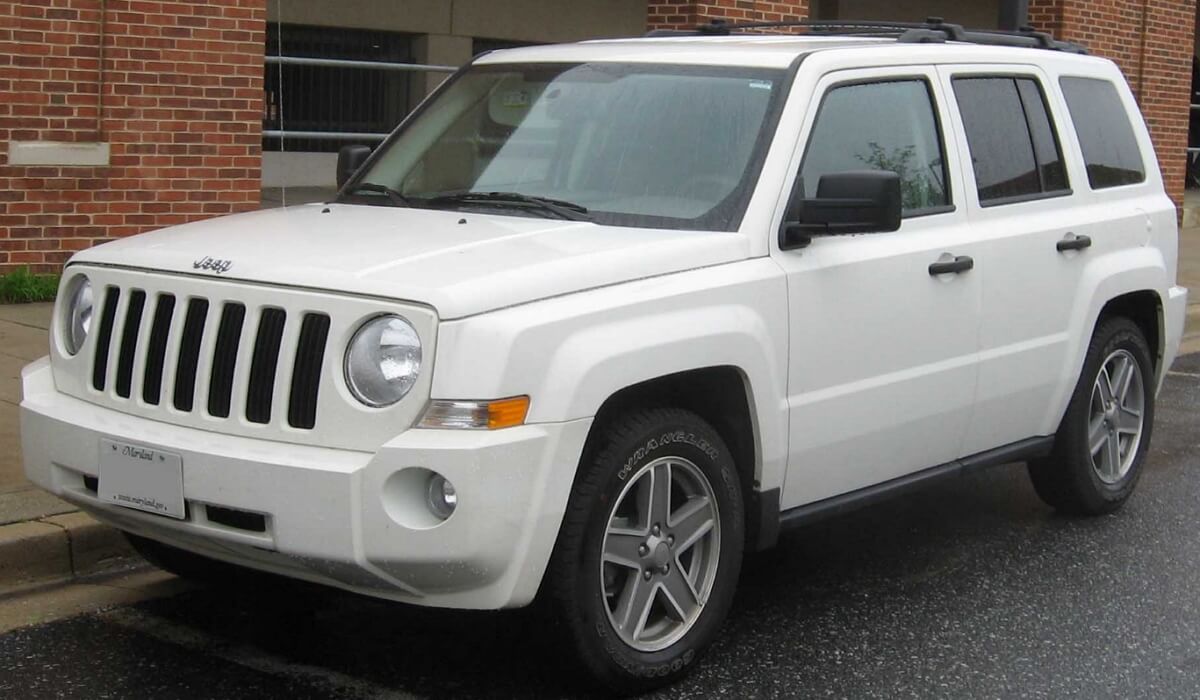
xmin=548 ymin=408 xmax=744 ymax=694
xmin=1027 ymin=317 xmax=1155 ymax=516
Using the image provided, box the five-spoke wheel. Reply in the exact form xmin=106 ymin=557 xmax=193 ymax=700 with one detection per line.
xmin=1028 ymin=317 xmax=1155 ymax=515
xmin=601 ymin=456 xmax=720 ymax=652
xmin=1087 ymin=348 xmax=1145 ymax=484
xmin=548 ymin=408 xmax=743 ymax=694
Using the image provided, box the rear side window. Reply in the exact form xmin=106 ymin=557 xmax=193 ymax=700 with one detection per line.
xmin=1059 ymin=77 xmax=1146 ymax=189
xmin=953 ymin=76 xmax=1070 ymax=205
xmin=800 ymin=79 xmax=950 ymax=217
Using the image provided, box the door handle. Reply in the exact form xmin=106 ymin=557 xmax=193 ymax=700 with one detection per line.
xmin=929 ymin=255 xmax=974 ymax=276
xmin=1056 ymin=233 xmax=1092 ymax=252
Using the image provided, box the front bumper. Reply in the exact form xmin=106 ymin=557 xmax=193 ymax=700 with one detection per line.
xmin=20 ymin=358 xmax=591 ymax=609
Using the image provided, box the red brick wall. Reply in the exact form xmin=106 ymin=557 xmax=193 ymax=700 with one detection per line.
xmin=0 ymin=0 xmax=266 ymax=274
xmin=648 ymin=1 xmax=810 ymax=31
xmin=1029 ymin=0 xmax=1196 ymax=212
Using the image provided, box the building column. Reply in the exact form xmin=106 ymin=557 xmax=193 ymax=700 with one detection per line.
xmin=647 ymin=1 xmax=810 ymax=32
xmin=410 ymin=34 xmax=474 ymax=103
xmin=1029 ymin=0 xmax=1197 ymax=211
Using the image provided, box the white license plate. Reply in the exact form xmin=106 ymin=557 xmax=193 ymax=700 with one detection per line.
xmin=98 ymin=439 xmax=185 ymax=520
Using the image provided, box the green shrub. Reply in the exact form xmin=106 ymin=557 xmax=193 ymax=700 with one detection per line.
xmin=0 ymin=267 xmax=60 ymax=304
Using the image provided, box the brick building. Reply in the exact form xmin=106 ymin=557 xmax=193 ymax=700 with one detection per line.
xmin=1 ymin=0 xmax=1197 ymax=272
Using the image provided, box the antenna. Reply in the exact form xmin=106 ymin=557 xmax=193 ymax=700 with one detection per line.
xmin=275 ymin=2 xmax=287 ymax=208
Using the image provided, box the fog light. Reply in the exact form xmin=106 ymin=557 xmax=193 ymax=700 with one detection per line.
xmin=426 ymin=473 xmax=457 ymax=520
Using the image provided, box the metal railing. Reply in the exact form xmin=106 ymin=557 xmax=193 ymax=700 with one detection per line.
xmin=264 ymin=56 xmax=456 ymax=145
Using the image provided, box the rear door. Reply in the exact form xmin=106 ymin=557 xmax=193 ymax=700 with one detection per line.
xmin=774 ymin=67 xmax=985 ymax=508
xmin=937 ymin=65 xmax=1087 ymax=453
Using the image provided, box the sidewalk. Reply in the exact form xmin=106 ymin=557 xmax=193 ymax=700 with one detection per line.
xmin=0 ymin=303 xmax=75 ymax=525
xmin=2 ymin=230 xmax=1200 ymax=592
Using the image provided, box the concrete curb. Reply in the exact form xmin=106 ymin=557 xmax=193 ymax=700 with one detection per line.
xmin=0 ymin=511 xmax=140 ymax=594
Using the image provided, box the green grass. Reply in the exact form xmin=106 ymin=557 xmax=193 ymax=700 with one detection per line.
xmin=0 ymin=267 xmax=61 ymax=304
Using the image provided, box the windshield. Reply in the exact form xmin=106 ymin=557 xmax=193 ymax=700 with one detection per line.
xmin=343 ymin=62 xmax=788 ymax=231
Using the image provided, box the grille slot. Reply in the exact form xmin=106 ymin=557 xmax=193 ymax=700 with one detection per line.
xmin=141 ymin=294 xmax=176 ymax=405
xmin=288 ymin=313 xmax=331 ymax=429
xmin=173 ymin=298 xmax=209 ymax=412
xmin=246 ymin=308 xmax=287 ymax=424
xmin=91 ymin=286 xmax=120 ymax=391
xmin=207 ymin=303 xmax=246 ymax=419
xmin=114 ymin=290 xmax=146 ymax=399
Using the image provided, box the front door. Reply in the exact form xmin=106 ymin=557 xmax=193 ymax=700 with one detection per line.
xmin=773 ymin=67 xmax=984 ymax=509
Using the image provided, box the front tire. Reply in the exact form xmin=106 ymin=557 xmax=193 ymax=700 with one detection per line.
xmin=1028 ymin=317 xmax=1155 ymax=515
xmin=548 ymin=408 xmax=744 ymax=694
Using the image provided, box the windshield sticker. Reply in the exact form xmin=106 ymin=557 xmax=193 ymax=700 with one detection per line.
xmin=501 ymin=90 xmax=531 ymax=108
xmin=749 ymin=80 xmax=774 ymax=91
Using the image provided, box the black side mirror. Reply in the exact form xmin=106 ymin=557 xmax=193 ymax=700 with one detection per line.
xmin=781 ymin=170 xmax=902 ymax=250
xmin=336 ymin=145 xmax=373 ymax=189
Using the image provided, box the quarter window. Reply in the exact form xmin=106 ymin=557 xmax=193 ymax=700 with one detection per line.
xmin=953 ymin=77 xmax=1070 ymax=204
xmin=800 ymin=79 xmax=950 ymax=216
xmin=1059 ymin=77 xmax=1147 ymax=189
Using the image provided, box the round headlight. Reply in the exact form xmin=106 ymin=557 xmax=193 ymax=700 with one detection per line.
xmin=345 ymin=315 xmax=422 ymax=407
xmin=62 ymin=275 xmax=93 ymax=356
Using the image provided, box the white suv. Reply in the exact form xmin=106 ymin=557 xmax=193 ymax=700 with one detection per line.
xmin=20 ymin=19 xmax=1189 ymax=693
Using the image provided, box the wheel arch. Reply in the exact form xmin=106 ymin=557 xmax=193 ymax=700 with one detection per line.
xmin=1096 ymin=289 xmax=1164 ymax=374
xmin=582 ymin=366 xmax=779 ymax=552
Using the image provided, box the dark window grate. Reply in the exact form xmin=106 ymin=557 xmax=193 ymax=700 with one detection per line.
xmin=114 ymin=290 xmax=146 ymax=399
xmin=264 ymin=24 xmax=416 ymax=153
xmin=207 ymin=303 xmax=246 ymax=419
xmin=246 ymin=308 xmax=287 ymax=424
xmin=173 ymin=298 xmax=209 ymax=412
xmin=288 ymin=313 xmax=330 ymax=430
xmin=91 ymin=286 xmax=120 ymax=391
xmin=142 ymin=294 xmax=176 ymax=405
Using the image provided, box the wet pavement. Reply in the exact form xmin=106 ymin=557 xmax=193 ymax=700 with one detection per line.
xmin=2 ymin=356 xmax=1199 ymax=699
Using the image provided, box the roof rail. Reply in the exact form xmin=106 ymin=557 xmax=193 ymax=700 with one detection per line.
xmin=645 ymin=17 xmax=1088 ymax=54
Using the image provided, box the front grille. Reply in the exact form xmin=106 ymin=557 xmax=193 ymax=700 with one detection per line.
xmin=89 ymin=286 xmax=331 ymax=430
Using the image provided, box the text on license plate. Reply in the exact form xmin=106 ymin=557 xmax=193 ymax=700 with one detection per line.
xmin=98 ymin=438 xmax=185 ymax=520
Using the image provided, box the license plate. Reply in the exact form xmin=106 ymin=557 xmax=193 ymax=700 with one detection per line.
xmin=98 ymin=439 xmax=185 ymax=520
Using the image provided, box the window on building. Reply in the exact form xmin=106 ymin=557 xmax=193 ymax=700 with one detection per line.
xmin=264 ymin=25 xmax=416 ymax=153
xmin=800 ymin=79 xmax=950 ymax=216
xmin=953 ymin=76 xmax=1070 ymax=204
xmin=1059 ymin=77 xmax=1147 ymax=189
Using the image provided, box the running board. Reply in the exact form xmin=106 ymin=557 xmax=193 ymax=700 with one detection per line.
xmin=752 ymin=436 xmax=1055 ymax=550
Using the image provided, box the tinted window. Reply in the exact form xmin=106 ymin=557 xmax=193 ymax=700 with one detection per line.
xmin=800 ymin=80 xmax=949 ymax=216
xmin=1016 ymin=79 xmax=1069 ymax=192
xmin=1060 ymin=77 xmax=1146 ymax=189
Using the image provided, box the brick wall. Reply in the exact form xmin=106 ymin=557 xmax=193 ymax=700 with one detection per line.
xmin=648 ymin=1 xmax=809 ymax=31
xmin=1030 ymin=0 xmax=1195 ymax=211
xmin=0 ymin=0 xmax=266 ymax=274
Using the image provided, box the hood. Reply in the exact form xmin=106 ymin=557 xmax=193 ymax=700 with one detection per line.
xmin=71 ymin=203 xmax=752 ymax=320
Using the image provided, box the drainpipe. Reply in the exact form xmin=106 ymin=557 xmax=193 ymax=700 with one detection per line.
xmin=97 ymin=0 xmax=106 ymax=138
xmin=998 ymin=0 xmax=1029 ymax=30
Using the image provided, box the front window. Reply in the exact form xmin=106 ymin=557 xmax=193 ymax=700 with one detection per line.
xmin=343 ymin=62 xmax=788 ymax=231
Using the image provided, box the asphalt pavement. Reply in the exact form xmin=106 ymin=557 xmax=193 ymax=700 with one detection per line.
xmin=1 ymin=356 xmax=1199 ymax=699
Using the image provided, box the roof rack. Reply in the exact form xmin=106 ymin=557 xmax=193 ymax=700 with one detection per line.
xmin=645 ymin=17 xmax=1088 ymax=54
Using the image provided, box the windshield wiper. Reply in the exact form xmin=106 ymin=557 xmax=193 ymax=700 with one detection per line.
xmin=423 ymin=191 xmax=591 ymax=222
xmin=345 ymin=182 xmax=411 ymax=207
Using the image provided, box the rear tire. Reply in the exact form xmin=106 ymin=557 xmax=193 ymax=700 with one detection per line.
xmin=1028 ymin=317 xmax=1155 ymax=515
xmin=548 ymin=408 xmax=744 ymax=694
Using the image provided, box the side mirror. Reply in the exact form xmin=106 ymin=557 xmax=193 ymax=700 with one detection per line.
xmin=781 ymin=170 xmax=902 ymax=250
xmin=336 ymin=145 xmax=373 ymax=189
